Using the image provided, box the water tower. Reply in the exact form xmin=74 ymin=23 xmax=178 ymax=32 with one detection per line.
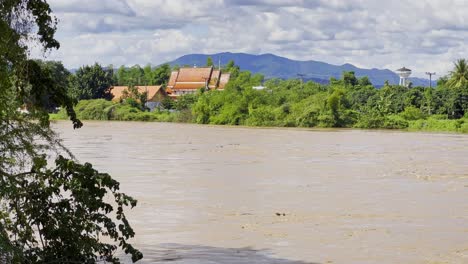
xmin=396 ymin=67 xmax=412 ymax=87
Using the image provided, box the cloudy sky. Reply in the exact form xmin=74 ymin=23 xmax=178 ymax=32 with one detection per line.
xmin=36 ymin=0 xmax=468 ymax=78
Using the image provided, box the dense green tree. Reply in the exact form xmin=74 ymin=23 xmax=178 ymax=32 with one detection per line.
xmin=346 ymin=85 xmax=377 ymax=110
xmin=33 ymin=60 xmax=71 ymax=111
xmin=403 ymin=86 xmax=424 ymax=108
xmin=161 ymin=97 xmax=175 ymax=110
xmin=0 ymin=1 xmax=142 ymax=262
xmin=36 ymin=60 xmax=71 ymax=89
xmin=152 ymin=64 xmax=171 ymax=85
xmin=69 ymin=63 xmax=115 ymax=100
xmin=116 ymin=65 xmax=127 ymax=85
xmin=225 ymin=60 xmax=235 ymax=71
xmin=342 ymin=71 xmax=358 ymax=87
xmin=224 ymin=60 xmax=240 ymax=79
xmin=114 ymin=64 xmax=170 ymax=86
xmin=128 ymin=65 xmax=144 ymax=85
xmin=358 ymin=76 xmax=372 ymax=87
xmin=422 ymin=87 xmax=434 ymax=115
xmin=370 ymin=85 xmax=407 ymax=114
xmin=175 ymin=93 xmax=198 ymax=111
xmin=433 ymin=86 xmax=456 ymax=117
xmin=400 ymin=106 xmax=425 ymax=120
xmin=143 ymin=64 xmax=153 ymax=85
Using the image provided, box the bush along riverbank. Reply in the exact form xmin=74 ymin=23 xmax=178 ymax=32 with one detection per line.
xmin=50 ymin=99 xmax=189 ymax=123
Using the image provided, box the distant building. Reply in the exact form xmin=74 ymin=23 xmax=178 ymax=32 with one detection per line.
xmin=109 ymin=85 xmax=167 ymax=110
xmin=166 ymin=66 xmax=230 ymax=99
xmin=396 ymin=67 xmax=412 ymax=87
xmin=253 ymin=86 xmax=266 ymax=90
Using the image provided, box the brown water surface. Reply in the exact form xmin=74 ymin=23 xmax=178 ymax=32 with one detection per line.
xmin=53 ymin=121 xmax=468 ymax=264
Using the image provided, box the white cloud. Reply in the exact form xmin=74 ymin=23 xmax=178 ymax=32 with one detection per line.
xmin=49 ymin=0 xmax=136 ymax=16
xmin=33 ymin=0 xmax=468 ymax=77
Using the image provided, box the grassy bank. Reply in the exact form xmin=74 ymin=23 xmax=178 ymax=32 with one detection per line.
xmin=408 ymin=117 xmax=468 ymax=133
xmin=50 ymin=99 xmax=468 ymax=133
xmin=50 ymin=99 xmax=192 ymax=123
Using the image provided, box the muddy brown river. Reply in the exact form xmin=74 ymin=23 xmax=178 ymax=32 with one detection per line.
xmin=53 ymin=121 xmax=468 ymax=264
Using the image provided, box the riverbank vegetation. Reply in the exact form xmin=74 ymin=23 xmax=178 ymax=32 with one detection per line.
xmin=50 ymin=59 xmax=468 ymax=133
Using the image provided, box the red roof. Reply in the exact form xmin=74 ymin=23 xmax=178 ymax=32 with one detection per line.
xmin=173 ymin=82 xmax=206 ymax=89
xmin=165 ymin=66 xmax=231 ymax=96
xmin=167 ymin=71 xmax=178 ymax=87
xmin=176 ymin=67 xmax=213 ymax=82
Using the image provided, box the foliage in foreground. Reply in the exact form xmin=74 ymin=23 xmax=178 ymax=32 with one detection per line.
xmin=1 ymin=0 xmax=142 ymax=263
xmin=1 ymin=156 xmax=141 ymax=263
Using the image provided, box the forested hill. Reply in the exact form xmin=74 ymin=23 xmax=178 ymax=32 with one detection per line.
xmin=168 ymin=52 xmax=433 ymax=87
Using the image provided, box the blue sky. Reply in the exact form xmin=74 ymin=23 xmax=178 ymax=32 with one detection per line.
xmin=34 ymin=0 xmax=468 ymax=78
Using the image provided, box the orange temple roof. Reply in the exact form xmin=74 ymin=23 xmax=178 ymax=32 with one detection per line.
xmin=166 ymin=66 xmax=231 ymax=97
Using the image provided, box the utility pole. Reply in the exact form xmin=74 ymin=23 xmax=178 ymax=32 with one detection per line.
xmin=297 ymin=74 xmax=305 ymax=88
xmin=425 ymin=72 xmax=436 ymax=88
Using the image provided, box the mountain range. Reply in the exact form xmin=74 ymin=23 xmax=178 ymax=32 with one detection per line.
xmin=168 ymin=52 xmax=434 ymax=87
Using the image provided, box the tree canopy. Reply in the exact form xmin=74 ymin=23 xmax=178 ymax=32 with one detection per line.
xmin=69 ymin=63 xmax=115 ymax=100
xmin=115 ymin=63 xmax=171 ymax=86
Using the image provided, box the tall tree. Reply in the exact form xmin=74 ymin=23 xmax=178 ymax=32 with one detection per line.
xmin=143 ymin=64 xmax=153 ymax=85
xmin=225 ymin=60 xmax=240 ymax=79
xmin=358 ymin=76 xmax=372 ymax=87
xmin=69 ymin=63 xmax=115 ymax=100
xmin=152 ymin=63 xmax=171 ymax=85
xmin=34 ymin=60 xmax=71 ymax=111
xmin=0 ymin=1 xmax=142 ymax=262
xmin=206 ymin=56 xmax=214 ymax=67
xmin=225 ymin=60 xmax=235 ymax=71
xmin=342 ymin=71 xmax=358 ymax=87
xmin=447 ymin=59 xmax=468 ymax=89
xmin=128 ymin=65 xmax=144 ymax=85
xmin=116 ymin=65 xmax=128 ymax=85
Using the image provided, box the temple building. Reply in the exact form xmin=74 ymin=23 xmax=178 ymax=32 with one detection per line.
xmin=166 ymin=66 xmax=230 ymax=99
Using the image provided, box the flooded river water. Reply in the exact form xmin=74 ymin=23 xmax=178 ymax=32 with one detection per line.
xmin=53 ymin=121 xmax=468 ymax=264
